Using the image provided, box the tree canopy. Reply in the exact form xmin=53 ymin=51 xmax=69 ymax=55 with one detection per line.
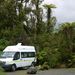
xmin=0 ymin=0 xmax=75 ymax=68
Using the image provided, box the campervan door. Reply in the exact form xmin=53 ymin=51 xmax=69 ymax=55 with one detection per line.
xmin=20 ymin=52 xmax=35 ymax=67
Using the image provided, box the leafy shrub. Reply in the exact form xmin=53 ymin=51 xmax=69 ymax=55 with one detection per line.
xmin=47 ymin=49 xmax=61 ymax=68
xmin=37 ymin=48 xmax=61 ymax=68
xmin=0 ymin=39 xmax=10 ymax=51
xmin=40 ymin=62 xmax=49 ymax=70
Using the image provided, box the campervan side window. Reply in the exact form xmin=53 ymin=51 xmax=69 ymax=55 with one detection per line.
xmin=21 ymin=52 xmax=35 ymax=58
xmin=21 ymin=52 xmax=28 ymax=58
xmin=28 ymin=52 xmax=35 ymax=57
xmin=13 ymin=52 xmax=20 ymax=60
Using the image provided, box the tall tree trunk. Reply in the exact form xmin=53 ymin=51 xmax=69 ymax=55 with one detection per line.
xmin=36 ymin=0 xmax=40 ymax=34
xmin=47 ymin=8 xmax=51 ymax=33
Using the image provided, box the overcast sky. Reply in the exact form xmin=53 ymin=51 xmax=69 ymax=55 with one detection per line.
xmin=42 ymin=0 xmax=75 ymax=23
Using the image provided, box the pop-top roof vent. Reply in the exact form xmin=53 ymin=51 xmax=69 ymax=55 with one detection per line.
xmin=16 ymin=43 xmax=22 ymax=46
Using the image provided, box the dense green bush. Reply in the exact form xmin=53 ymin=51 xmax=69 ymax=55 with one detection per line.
xmin=37 ymin=47 xmax=61 ymax=68
xmin=0 ymin=0 xmax=75 ymax=69
xmin=41 ymin=62 xmax=49 ymax=70
xmin=0 ymin=39 xmax=10 ymax=51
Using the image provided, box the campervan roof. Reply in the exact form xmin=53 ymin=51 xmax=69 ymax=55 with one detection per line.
xmin=3 ymin=43 xmax=35 ymax=52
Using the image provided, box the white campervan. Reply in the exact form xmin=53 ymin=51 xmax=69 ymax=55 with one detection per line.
xmin=0 ymin=43 xmax=36 ymax=71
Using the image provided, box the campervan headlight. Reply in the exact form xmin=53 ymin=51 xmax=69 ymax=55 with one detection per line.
xmin=0 ymin=61 xmax=6 ymax=65
xmin=2 ymin=61 xmax=6 ymax=64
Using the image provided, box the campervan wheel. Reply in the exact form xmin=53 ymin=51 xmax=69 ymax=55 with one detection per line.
xmin=11 ymin=64 xmax=16 ymax=71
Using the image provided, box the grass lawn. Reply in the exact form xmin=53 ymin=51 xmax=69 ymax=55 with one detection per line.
xmin=0 ymin=67 xmax=6 ymax=75
xmin=0 ymin=71 xmax=6 ymax=75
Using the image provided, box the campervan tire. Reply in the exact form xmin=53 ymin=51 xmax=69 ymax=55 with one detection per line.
xmin=31 ymin=62 xmax=36 ymax=66
xmin=11 ymin=64 xmax=16 ymax=71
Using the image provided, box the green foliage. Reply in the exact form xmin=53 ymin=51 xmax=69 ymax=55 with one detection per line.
xmin=58 ymin=22 xmax=75 ymax=67
xmin=0 ymin=39 xmax=10 ymax=51
xmin=41 ymin=62 xmax=49 ymax=70
xmin=43 ymin=4 xmax=56 ymax=9
xmin=0 ymin=66 xmax=6 ymax=75
xmin=0 ymin=0 xmax=75 ymax=69
xmin=37 ymin=39 xmax=61 ymax=68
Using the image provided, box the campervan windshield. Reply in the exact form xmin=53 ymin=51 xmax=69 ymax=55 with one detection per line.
xmin=0 ymin=52 xmax=15 ymax=58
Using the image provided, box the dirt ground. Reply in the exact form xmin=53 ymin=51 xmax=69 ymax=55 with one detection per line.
xmin=6 ymin=68 xmax=75 ymax=75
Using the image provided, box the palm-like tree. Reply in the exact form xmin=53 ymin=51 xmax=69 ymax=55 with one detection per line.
xmin=43 ymin=4 xmax=56 ymax=32
xmin=60 ymin=22 xmax=75 ymax=52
